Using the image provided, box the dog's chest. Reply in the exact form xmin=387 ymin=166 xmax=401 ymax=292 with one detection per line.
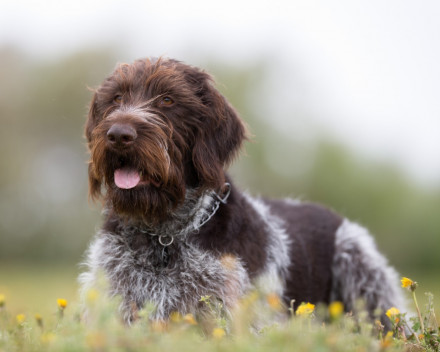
xmin=96 ymin=229 xmax=248 ymax=320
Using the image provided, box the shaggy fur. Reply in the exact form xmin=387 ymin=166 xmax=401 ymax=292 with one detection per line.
xmin=80 ymin=57 xmax=405 ymax=326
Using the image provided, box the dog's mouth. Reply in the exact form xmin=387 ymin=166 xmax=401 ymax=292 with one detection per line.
xmin=112 ymin=155 xmax=162 ymax=191
xmin=114 ymin=167 xmax=140 ymax=189
xmin=114 ymin=167 xmax=162 ymax=189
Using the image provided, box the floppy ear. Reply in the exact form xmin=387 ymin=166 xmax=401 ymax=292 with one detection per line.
xmin=84 ymin=91 xmax=103 ymax=201
xmin=192 ymin=73 xmax=247 ymax=190
xmin=84 ymin=91 xmax=98 ymax=146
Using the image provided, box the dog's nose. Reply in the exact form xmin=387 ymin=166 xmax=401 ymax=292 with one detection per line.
xmin=107 ymin=123 xmax=137 ymax=147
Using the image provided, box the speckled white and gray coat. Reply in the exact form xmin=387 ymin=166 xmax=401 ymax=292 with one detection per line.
xmin=80 ymin=186 xmax=405 ymax=324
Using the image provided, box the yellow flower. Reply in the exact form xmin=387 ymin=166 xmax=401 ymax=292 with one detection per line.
xmin=401 ymin=277 xmax=413 ymax=288
xmin=266 ymin=293 xmax=282 ymax=310
xmin=401 ymin=277 xmax=418 ymax=292
xmin=0 ymin=294 xmax=5 ymax=308
xmin=212 ymin=327 xmax=226 ymax=339
xmin=329 ymin=301 xmax=344 ymax=319
xmin=170 ymin=311 xmax=182 ymax=323
xmin=57 ymin=298 xmax=68 ymax=309
xmin=296 ymin=302 xmax=315 ymax=316
xmin=385 ymin=307 xmax=400 ymax=323
xmin=16 ymin=314 xmax=26 ymax=324
xmin=380 ymin=331 xmax=394 ymax=348
xmin=183 ymin=313 xmax=197 ymax=325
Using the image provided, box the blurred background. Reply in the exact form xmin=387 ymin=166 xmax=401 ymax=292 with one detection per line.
xmin=0 ymin=0 xmax=439 ymax=314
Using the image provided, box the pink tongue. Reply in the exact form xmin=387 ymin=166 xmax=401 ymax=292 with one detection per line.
xmin=114 ymin=168 xmax=141 ymax=189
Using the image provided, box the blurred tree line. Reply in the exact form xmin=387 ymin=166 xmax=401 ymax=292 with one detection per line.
xmin=0 ymin=47 xmax=439 ymax=276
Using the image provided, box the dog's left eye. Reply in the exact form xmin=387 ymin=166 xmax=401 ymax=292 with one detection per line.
xmin=160 ymin=97 xmax=174 ymax=106
xmin=114 ymin=95 xmax=123 ymax=104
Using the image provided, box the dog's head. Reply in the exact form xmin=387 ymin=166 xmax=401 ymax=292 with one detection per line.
xmin=85 ymin=58 xmax=247 ymax=222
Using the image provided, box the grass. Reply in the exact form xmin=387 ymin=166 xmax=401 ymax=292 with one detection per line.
xmin=1 ymin=263 xmax=440 ymax=351
xmin=0 ymin=263 xmax=78 ymax=315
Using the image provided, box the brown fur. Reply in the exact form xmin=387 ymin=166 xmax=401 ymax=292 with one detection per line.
xmin=86 ymin=58 xmax=247 ymax=222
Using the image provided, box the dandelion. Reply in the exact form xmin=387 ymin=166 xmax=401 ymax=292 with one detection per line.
xmin=57 ymin=298 xmax=68 ymax=319
xmin=401 ymin=277 xmax=413 ymax=289
xmin=296 ymin=302 xmax=315 ymax=316
xmin=0 ymin=294 xmax=5 ymax=308
xmin=183 ymin=313 xmax=197 ymax=325
xmin=385 ymin=307 xmax=400 ymax=323
xmin=266 ymin=293 xmax=282 ymax=311
xmin=400 ymin=276 xmax=424 ymax=332
xmin=57 ymin=298 xmax=68 ymax=309
xmin=212 ymin=327 xmax=226 ymax=339
xmin=328 ymin=301 xmax=344 ymax=319
xmin=401 ymin=277 xmax=418 ymax=292
xmin=16 ymin=314 xmax=26 ymax=325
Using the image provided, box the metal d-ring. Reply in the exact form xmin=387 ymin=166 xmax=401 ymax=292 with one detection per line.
xmin=158 ymin=235 xmax=174 ymax=246
xmin=216 ymin=182 xmax=231 ymax=204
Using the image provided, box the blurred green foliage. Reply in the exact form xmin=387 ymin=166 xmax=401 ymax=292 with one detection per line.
xmin=0 ymin=46 xmax=438 ymax=278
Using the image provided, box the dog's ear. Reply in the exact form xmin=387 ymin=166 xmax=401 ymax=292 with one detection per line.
xmin=84 ymin=91 xmax=99 ymax=146
xmin=84 ymin=91 xmax=103 ymax=201
xmin=191 ymin=71 xmax=247 ymax=190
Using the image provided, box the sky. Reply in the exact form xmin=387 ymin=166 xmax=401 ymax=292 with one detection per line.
xmin=1 ymin=0 xmax=440 ymax=186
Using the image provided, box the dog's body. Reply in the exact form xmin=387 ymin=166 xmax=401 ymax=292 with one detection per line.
xmin=80 ymin=58 xmax=405 ymax=325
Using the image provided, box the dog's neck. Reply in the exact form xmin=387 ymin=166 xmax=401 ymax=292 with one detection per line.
xmin=106 ymin=184 xmax=230 ymax=245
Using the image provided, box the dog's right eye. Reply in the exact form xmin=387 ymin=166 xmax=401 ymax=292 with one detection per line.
xmin=160 ymin=97 xmax=174 ymax=106
xmin=114 ymin=95 xmax=123 ymax=104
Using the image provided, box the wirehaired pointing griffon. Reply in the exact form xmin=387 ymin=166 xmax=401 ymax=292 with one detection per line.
xmin=80 ymin=58 xmax=405 ymax=325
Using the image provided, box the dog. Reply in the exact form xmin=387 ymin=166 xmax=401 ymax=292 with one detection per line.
xmin=80 ymin=57 xmax=405 ymax=326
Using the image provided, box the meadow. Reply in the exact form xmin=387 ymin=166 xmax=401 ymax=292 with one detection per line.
xmin=1 ymin=50 xmax=440 ymax=352
xmin=1 ymin=264 xmax=439 ymax=352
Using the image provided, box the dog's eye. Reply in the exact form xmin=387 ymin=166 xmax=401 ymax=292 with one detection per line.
xmin=114 ymin=95 xmax=123 ymax=104
xmin=160 ymin=97 xmax=174 ymax=106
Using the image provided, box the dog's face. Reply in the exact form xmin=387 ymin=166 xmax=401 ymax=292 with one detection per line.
xmin=85 ymin=58 xmax=246 ymax=222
